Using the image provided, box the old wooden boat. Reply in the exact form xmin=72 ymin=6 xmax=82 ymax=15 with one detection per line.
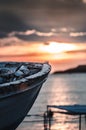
xmin=0 ymin=62 xmax=51 ymax=130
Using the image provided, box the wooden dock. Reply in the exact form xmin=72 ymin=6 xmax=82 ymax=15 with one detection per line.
xmin=46 ymin=104 xmax=86 ymax=130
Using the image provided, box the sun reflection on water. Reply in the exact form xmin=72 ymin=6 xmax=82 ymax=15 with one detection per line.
xmin=42 ymin=74 xmax=86 ymax=130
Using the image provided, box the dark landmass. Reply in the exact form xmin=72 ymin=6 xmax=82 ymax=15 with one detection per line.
xmin=53 ymin=65 xmax=86 ymax=74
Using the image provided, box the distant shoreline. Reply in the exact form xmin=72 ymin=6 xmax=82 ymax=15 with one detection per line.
xmin=53 ymin=65 xmax=86 ymax=74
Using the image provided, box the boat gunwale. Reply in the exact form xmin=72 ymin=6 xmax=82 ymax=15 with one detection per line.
xmin=0 ymin=77 xmax=47 ymax=100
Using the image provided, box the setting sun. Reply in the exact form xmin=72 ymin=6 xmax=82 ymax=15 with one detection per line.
xmin=39 ymin=42 xmax=77 ymax=54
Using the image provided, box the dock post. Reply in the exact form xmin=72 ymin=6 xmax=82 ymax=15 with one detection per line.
xmin=44 ymin=112 xmax=48 ymax=130
xmin=47 ymin=109 xmax=53 ymax=130
xmin=49 ymin=115 xmax=51 ymax=130
xmin=79 ymin=115 xmax=81 ymax=130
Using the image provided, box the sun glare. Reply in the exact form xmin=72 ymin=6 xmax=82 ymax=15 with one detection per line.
xmin=39 ymin=42 xmax=77 ymax=54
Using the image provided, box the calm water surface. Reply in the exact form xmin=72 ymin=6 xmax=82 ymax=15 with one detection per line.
xmin=17 ymin=74 xmax=86 ymax=130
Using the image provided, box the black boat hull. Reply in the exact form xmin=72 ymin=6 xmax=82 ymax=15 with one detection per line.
xmin=0 ymin=62 xmax=51 ymax=130
xmin=0 ymin=82 xmax=43 ymax=130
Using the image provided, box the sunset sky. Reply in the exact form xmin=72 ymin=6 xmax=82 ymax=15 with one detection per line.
xmin=0 ymin=0 xmax=86 ymax=72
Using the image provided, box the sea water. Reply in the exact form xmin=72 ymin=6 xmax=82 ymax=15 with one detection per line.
xmin=17 ymin=74 xmax=86 ymax=130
